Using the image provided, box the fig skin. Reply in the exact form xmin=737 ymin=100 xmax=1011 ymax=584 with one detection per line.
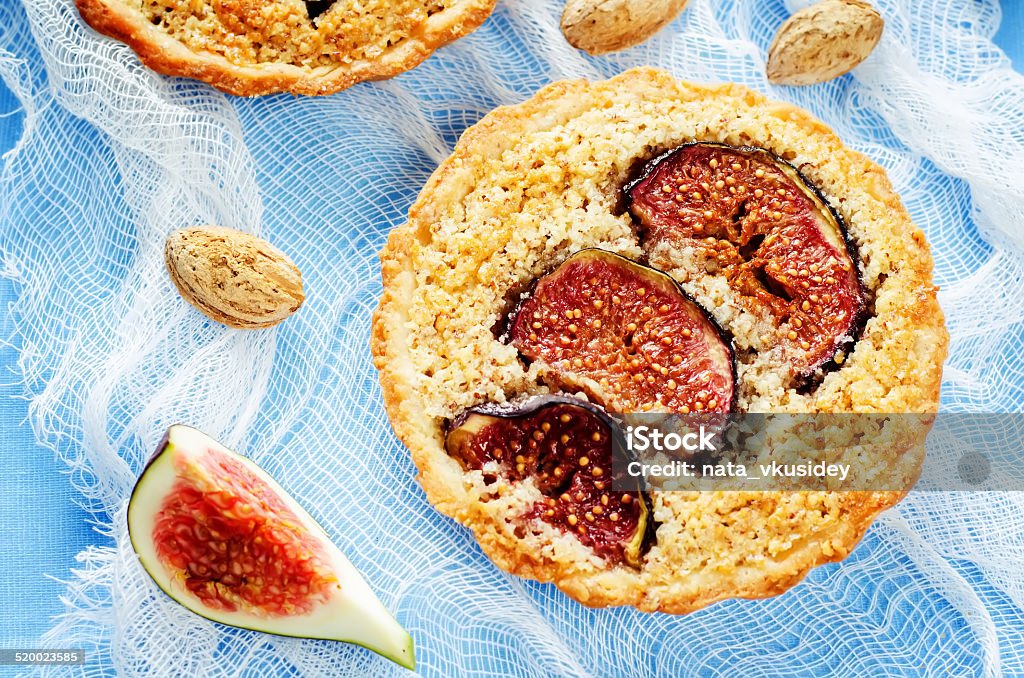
xmin=304 ymin=1 xmax=333 ymax=20
xmin=446 ymin=395 xmax=650 ymax=567
xmin=506 ymin=249 xmax=736 ymax=416
xmin=626 ymin=142 xmax=868 ymax=377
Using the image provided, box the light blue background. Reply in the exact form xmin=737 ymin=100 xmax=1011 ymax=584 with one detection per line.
xmin=0 ymin=0 xmax=1021 ymax=671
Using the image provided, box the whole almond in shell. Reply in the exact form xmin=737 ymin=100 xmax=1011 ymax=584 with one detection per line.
xmin=767 ymin=0 xmax=884 ymax=86
xmin=561 ymin=0 xmax=690 ymax=56
xmin=165 ymin=225 xmax=304 ymax=329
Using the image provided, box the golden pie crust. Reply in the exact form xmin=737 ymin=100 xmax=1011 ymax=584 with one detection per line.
xmin=372 ymin=68 xmax=948 ymax=613
xmin=75 ymin=0 xmax=497 ymax=96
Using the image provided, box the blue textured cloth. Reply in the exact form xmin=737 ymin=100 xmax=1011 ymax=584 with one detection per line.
xmin=0 ymin=100 xmax=100 ymax=651
xmin=0 ymin=0 xmax=1022 ymax=674
xmin=998 ymin=2 xmax=1024 ymax=69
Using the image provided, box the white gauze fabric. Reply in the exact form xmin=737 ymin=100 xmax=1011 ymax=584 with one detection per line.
xmin=1 ymin=0 xmax=1024 ymax=675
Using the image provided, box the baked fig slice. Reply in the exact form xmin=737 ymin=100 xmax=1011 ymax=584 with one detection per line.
xmin=127 ymin=425 xmax=415 ymax=670
xmin=446 ymin=395 xmax=649 ymax=567
xmin=626 ymin=142 xmax=867 ymax=376
xmin=507 ymin=249 xmax=735 ymax=415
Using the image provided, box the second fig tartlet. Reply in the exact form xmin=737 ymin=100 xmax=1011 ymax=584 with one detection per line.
xmin=76 ymin=0 xmax=497 ymax=96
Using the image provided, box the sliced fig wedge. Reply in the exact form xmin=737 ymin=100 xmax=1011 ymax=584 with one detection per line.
xmin=127 ymin=425 xmax=415 ymax=670
xmin=507 ymin=249 xmax=735 ymax=415
xmin=626 ymin=142 xmax=867 ymax=376
xmin=446 ymin=395 xmax=649 ymax=567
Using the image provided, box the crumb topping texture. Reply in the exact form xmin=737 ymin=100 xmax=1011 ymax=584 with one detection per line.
xmin=136 ymin=0 xmax=453 ymax=68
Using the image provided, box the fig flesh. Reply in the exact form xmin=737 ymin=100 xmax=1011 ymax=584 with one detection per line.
xmin=127 ymin=425 xmax=415 ymax=670
xmin=507 ymin=249 xmax=735 ymax=415
xmin=626 ymin=142 xmax=867 ymax=376
xmin=446 ymin=395 xmax=649 ymax=567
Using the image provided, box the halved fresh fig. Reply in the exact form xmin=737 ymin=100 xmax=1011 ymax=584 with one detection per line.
xmin=127 ymin=425 xmax=415 ymax=670
xmin=626 ymin=142 xmax=867 ymax=376
xmin=506 ymin=249 xmax=735 ymax=415
xmin=446 ymin=395 xmax=649 ymax=567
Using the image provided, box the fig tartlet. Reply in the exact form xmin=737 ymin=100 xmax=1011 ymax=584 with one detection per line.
xmin=75 ymin=0 xmax=496 ymax=96
xmin=372 ymin=68 xmax=948 ymax=613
